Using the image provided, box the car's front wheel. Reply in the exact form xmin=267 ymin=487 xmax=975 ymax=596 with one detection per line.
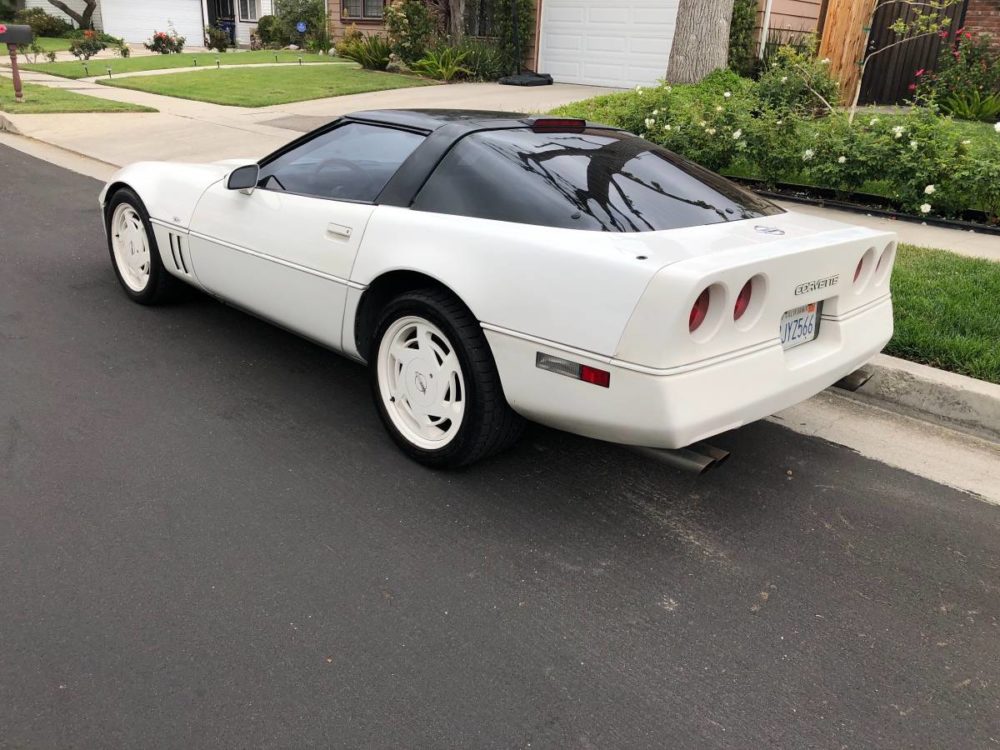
xmin=105 ymin=187 xmax=179 ymax=305
xmin=370 ymin=288 xmax=524 ymax=468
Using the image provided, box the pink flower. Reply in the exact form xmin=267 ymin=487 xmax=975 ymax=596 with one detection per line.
xmin=915 ymin=68 xmax=924 ymax=77
xmin=908 ymin=83 xmax=917 ymax=91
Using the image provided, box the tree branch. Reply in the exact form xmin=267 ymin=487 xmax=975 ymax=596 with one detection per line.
xmin=864 ymin=28 xmax=942 ymax=63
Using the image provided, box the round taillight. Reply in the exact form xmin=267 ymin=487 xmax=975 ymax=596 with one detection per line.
xmin=734 ymin=280 xmax=753 ymax=321
xmin=854 ymin=258 xmax=864 ymax=283
xmin=689 ymin=288 xmax=711 ymax=332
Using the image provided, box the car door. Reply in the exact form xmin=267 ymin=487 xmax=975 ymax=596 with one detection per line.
xmin=188 ymin=122 xmax=425 ymax=351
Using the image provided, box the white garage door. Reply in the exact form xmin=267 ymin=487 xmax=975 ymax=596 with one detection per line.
xmin=538 ymin=0 xmax=680 ymax=88
xmin=100 ymin=0 xmax=204 ymax=45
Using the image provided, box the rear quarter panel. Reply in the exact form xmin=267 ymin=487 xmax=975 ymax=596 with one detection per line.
xmin=347 ymin=206 xmax=662 ymax=358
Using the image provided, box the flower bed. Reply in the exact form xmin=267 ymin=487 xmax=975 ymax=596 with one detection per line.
xmin=552 ymin=51 xmax=1000 ymax=225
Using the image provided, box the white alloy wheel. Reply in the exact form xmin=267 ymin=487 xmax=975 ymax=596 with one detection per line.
xmin=110 ymin=202 xmax=152 ymax=293
xmin=376 ymin=315 xmax=466 ymax=450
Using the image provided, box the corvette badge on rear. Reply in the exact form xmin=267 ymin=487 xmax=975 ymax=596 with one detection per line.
xmin=98 ymin=110 xmax=897 ymax=468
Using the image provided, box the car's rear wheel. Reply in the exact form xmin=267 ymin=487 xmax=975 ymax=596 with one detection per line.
xmin=371 ymin=288 xmax=524 ymax=468
xmin=105 ymin=187 xmax=179 ymax=305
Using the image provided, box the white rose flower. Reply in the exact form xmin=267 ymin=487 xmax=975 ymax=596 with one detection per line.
xmin=803 ymin=149 xmax=815 ymax=161
xmin=924 ymin=184 xmax=935 ymax=195
xmin=636 ymin=85 xmax=643 ymax=93
xmin=723 ymin=91 xmax=732 ymax=98
xmin=776 ymin=119 xmax=783 ymax=125
xmin=838 ymin=156 xmax=847 ymax=164
xmin=707 ymin=127 xmax=717 ymax=135
xmin=732 ymin=129 xmax=742 ymax=139
xmin=920 ymin=203 xmax=932 ymax=214
xmin=994 ymin=121 xmax=1000 ymax=133
xmin=869 ymin=117 xmax=880 ymax=125
xmin=892 ymin=125 xmax=905 ymax=138
xmin=821 ymin=57 xmax=830 ymax=64
xmin=645 ymin=117 xmax=656 ymax=128
xmin=910 ymin=140 xmax=919 ymax=150
xmin=663 ymin=124 xmax=672 ymax=131
xmin=781 ymin=76 xmax=788 ymax=83
xmin=715 ymin=105 xmax=723 ymax=112
xmin=963 ymin=139 xmax=972 ymax=145
xmin=652 ymin=109 xmax=659 ymax=115
xmin=699 ymin=120 xmax=707 ymax=127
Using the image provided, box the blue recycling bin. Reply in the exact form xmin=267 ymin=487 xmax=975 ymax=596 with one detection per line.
xmin=218 ymin=19 xmax=236 ymax=45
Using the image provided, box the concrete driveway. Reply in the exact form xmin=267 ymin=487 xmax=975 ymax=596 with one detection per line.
xmin=0 ymin=75 xmax=617 ymax=166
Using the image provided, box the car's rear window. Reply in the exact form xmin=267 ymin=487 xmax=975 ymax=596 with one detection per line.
xmin=411 ymin=128 xmax=782 ymax=232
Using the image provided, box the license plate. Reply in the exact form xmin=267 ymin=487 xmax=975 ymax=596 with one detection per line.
xmin=780 ymin=302 xmax=820 ymax=350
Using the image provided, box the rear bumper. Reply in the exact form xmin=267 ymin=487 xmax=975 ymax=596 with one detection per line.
xmin=486 ymin=295 xmax=893 ymax=449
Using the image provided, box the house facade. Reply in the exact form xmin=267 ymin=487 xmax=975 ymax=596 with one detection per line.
xmin=330 ymin=0 xmax=826 ymax=89
xmin=19 ymin=0 xmax=273 ymax=46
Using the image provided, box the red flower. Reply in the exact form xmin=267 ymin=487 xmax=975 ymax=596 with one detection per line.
xmin=908 ymin=83 xmax=917 ymax=91
xmin=915 ymin=68 xmax=924 ymax=77
xmin=939 ymin=30 xmax=949 ymax=39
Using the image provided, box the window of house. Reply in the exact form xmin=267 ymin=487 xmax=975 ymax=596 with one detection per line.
xmin=258 ymin=123 xmax=425 ymax=202
xmin=216 ymin=0 xmax=235 ymax=19
xmin=342 ymin=0 xmax=385 ymax=20
xmin=239 ymin=0 xmax=260 ymax=22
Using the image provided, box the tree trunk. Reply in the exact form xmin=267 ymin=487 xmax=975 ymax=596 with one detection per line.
xmin=665 ymin=0 xmax=735 ymax=84
xmin=47 ymin=0 xmax=97 ymax=29
xmin=448 ymin=0 xmax=465 ymax=37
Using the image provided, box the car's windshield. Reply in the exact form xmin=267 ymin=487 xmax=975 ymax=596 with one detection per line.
xmin=411 ymin=128 xmax=782 ymax=232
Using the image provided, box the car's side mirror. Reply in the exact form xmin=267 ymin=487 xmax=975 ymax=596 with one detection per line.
xmin=227 ymin=164 xmax=260 ymax=194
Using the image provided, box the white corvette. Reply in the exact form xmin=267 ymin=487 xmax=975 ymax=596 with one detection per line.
xmin=100 ymin=110 xmax=896 ymax=468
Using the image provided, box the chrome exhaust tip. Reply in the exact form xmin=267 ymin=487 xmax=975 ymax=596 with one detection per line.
xmin=638 ymin=443 xmax=730 ymax=475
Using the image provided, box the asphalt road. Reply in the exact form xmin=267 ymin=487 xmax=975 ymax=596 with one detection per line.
xmin=2 ymin=144 xmax=999 ymax=749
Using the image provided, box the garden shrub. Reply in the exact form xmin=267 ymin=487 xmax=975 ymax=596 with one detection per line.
xmin=553 ymin=44 xmax=1000 ymax=222
xmin=915 ymin=31 xmax=1000 ymax=119
xmin=145 ymin=28 xmax=185 ymax=54
xmin=15 ymin=7 xmax=71 ymax=37
xmin=412 ymin=45 xmax=471 ymax=81
xmin=384 ymin=0 xmax=439 ymax=63
xmin=339 ymin=34 xmax=392 ymax=70
xmin=1 ymin=3 xmax=16 ymax=23
xmin=273 ymin=0 xmax=326 ymax=48
xmin=205 ymin=25 xmax=230 ymax=52
xmin=256 ymin=15 xmax=288 ymax=47
xmin=454 ymin=37 xmax=507 ymax=81
xmin=728 ymin=0 xmax=758 ymax=77
xmin=757 ymin=40 xmax=839 ymax=115
xmin=493 ymin=0 xmax=534 ymax=75
xmin=69 ymin=29 xmax=107 ymax=60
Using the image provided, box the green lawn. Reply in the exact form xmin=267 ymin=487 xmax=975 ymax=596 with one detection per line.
xmin=2 ymin=36 xmax=73 ymax=55
xmin=0 ymin=77 xmax=155 ymax=113
xmin=21 ymin=50 xmax=348 ymax=79
xmin=98 ymin=65 xmax=433 ymax=107
xmin=888 ymin=244 xmax=1000 ymax=384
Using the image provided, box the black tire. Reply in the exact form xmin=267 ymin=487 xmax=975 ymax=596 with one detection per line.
xmin=369 ymin=288 xmax=525 ymax=468
xmin=105 ymin=187 xmax=180 ymax=305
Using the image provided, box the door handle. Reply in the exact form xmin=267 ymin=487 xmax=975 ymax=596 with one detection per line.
xmin=326 ymin=222 xmax=353 ymax=239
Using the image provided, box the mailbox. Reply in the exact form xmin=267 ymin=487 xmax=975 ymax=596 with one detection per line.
xmin=0 ymin=24 xmax=35 ymax=45
xmin=1 ymin=24 xmax=34 ymax=103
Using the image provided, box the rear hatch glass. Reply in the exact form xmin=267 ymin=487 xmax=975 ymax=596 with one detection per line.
xmin=411 ymin=128 xmax=782 ymax=232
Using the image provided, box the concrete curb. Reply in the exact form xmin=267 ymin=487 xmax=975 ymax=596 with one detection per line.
xmin=836 ymin=354 xmax=1000 ymax=443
